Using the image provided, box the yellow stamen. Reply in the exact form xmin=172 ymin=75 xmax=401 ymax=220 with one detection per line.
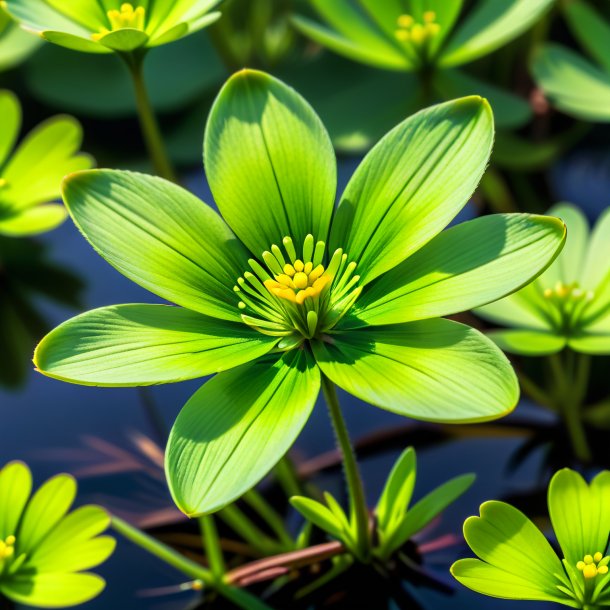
xmin=0 ymin=178 xmax=7 ymax=188
xmin=410 ymin=23 xmax=425 ymax=44
xmin=397 ymin=14 xmax=414 ymax=28
xmin=599 ymin=565 xmax=609 ymax=575
xmin=423 ymin=10 xmax=436 ymax=22
xmin=283 ymin=263 xmax=296 ymax=277
xmin=577 ymin=552 xmax=609 ymax=579
xmin=595 ymin=552 xmax=603 ymax=563
xmin=92 ymin=3 xmax=146 ymax=41
xmin=0 ymin=535 xmax=16 ymax=560
xmin=584 ymin=564 xmax=597 ymax=579
xmin=585 ymin=555 xmax=594 ymax=564
xmin=265 ymin=258 xmax=330 ymax=305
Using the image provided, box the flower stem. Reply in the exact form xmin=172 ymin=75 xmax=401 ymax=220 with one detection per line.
xmin=121 ymin=52 xmax=177 ymax=183
xmin=320 ymin=374 xmax=371 ymax=562
xmin=199 ymin=515 xmax=226 ymax=580
xmin=243 ymin=490 xmax=294 ymax=547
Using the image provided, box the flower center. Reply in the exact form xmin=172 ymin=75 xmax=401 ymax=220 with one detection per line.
xmin=542 ymin=281 xmax=594 ymax=331
xmin=0 ymin=179 xmax=7 ymax=189
xmin=92 ymin=3 xmax=146 ymax=41
xmin=0 ymin=536 xmax=15 ymax=561
xmin=235 ymin=234 xmax=361 ymax=347
xmin=577 ymin=552 xmax=609 ymax=579
xmin=395 ymin=11 xmax=440 ymax=45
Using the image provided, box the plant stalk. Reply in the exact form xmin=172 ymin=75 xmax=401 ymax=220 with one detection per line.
xmin=199 ymin=515 xmax=226 ymax=580
xmin=320 ymin=374 xmax=371 ymax=561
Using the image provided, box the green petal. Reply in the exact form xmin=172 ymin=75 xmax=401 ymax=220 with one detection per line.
xmin=433 ymin=68 xmax=532 ymax=129
xmin=347 ymin=214 xmax=565 ymax=327
xmin=583 ymin=208 xmax=610 ymax=290
xmin=205 ymin=70 xmax=336 ymax=255
xmin=531 ymin=44 xmax=610 ymax=122
xmin=151 ymin=11 xmax=221 ymax=46
xmin=166 ymin=350 xmax=320 ymax=516
xmin=0 ymin=90 xmax=20 ymax=167
xmin=2 ymin=115 xmax=92 ymax=210
xmin=456 ymin=501 xmax=568 ymax=602
xmin=32 ymin=536 xmax=116 ymax=573
xmin=34 ymin=304 xmax=277 ymax=387
xmin=43 ymin=0 xmax=106 ymax=30
xmin=97 ymin=28 xmax=149 ymax=52
xmin=549 ymin=469 xmax=610 ymax=566
xmin=563 ymin=0 xmax=610 ymax=75
xmin=0 ymin=16 xmax=42 ymax=71
xmin=41 ymin=30 xmax=111 ymax=53
xmin=330 ymin=96 xmax=493 ymax=285
xmin=1 ymin=573 xmax=106 ymax=608
xmin=18 ymin=473 xmax=77 ymax=553
xmin=3 ymin=0 xmax=93 ymax=37
xmin=440 ymin=0 xmax=554 ymax=68
xmin=0 ymin=205 xmax=68 ymax=237
xmin=312 ymin=319 xmax=518 ymax=423
xmin=62 ymin=170 xmax=249 ymax=322
xmin=487 ymin=329 xmax=566 ymax=356
xmin=147 ymin=0 xmax=220 ymax=34
xmin=0 ymin=461 xmax=32 ymax=540
xmin=568 ymin=333 xmax=610 ymax=355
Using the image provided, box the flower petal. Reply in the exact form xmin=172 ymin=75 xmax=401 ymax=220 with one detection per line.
xmin=166 ymin=350 xmax=320 ymax=516
xmin=62 ymin=170 xmax=249 ymax=322
xmin=205 ymin=69 xmax=336 ymax=255
xmin=41 ymin=30 xmax=111 ymax=53
xmin=347 ymin=214 xmax=565 ymax=327
xmin=96 ymin=28 xmax=149 ymax=52
xmin=0 ymin=204 xmax=68 ymax=237
xmin=3 ymin=0 xmax=94 ymax=37
xmin=0 ymin=461 xmax=32 ymax=540
xmin=312 ymin=319 xmax=518 ymax=423
xmin=0 ymin=90 xmax=20 ymax=168
xmin=487 ymin=329 xmax=566 ymax=356
xmin=548 ymin=468 xmax=610 ymax=566
xmin=330 ymin=96 xmax=493 ymax=285
xmin=34 ymin=304 xmax=277 ymax=386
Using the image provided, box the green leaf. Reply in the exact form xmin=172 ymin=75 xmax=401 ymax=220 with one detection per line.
xmin=583 ymin=208 xmax=610 ymax=291
xmin=531 ymin=44 xmax=610 ymax=122
xmin=385 ymin=473 xmax=475 ymax=556
xmin=204 ymin=69 xmax=336 ymax=256
xmin=42 ymin=30 xmax=110 ymax=53
xmin=330 ymin=96 xmax=493 ymax=285
xmin=487 ymin=329 xmax=566 ymax=356
xmin=0 ymin=90 xmax=20 ymax=167
xmin=312 ymin=319 xmax=518 ymax=423
xmin=0 ymin=205 xmax=68 ymax=237
xmin=0 ymin=462 xmax=31 ymax=540
xmin=1 ymin=573 xmax=106 ymax=607
xmin=290 ymin=496 xmax=345 ymax=542
xmin=548 ymin=469 xmax=610 ymax=566
xmin=62 ymin=170 xmax=249 ymax=322
xmin=166 ymin=350 xmax=320 ymax=516
xmin=563 ymin=0 xmax=610 ymax=75
xmin=34 ymin=304 xmax=277 ymax=387
xmin=440 ymin=0 xmax=554 ymax=68
xmin=434 ymin=68 xmax=532 ymax=129
xmin=346 ymin=214 xmax=565 ymax=327
xmin=97 ymin=28 xmax=149 ymax=52
xmin=454 ymin=500 xmax=569 ymax=603
xmin=0 ymin=17 xmax=41 ymax=71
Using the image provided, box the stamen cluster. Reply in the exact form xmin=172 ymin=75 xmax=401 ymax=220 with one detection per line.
xmin=542 ymin=281 xmax=594 ymax=331
xmin=576 ymin=552 xmax=609 ymax=579
xmin=0 ymin=535 xmax=15 ymax=561
xmin=92 ymin=3 xmax=146 ymax=41
xmin=395 ymin=11 xmax=440 ymax=45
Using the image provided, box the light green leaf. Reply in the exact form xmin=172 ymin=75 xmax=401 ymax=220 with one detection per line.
xmin=330 ymin=96 xmax=493 ymax=285
xmin=0 ymin=461 xmax=31 ymax=541
xmin=312 ymin=319 xmax=518 ymax=423
xmin=386 ymin=473 xmax=475 ymax=556
xmin=32 ymin=537 xmax=116 ymax=573
xmin=346 ymin=214 xmax=565 ymax=327
xmin=440 ymin=0 xmax=554 ymax=68
xmin=204 ymin=69 xmax=336 ymax=256
xmin=42 ymin=30 xmax=110 ymax=53
xmin=166 ymin=350 xmax=320 ymax=516
xmin=433 ymin=68 xmax=532 ymax=129
xmin=583 ymin=208 xmax=610 ymax=290
xmin=456 ymin=501 xmax=569 ymax=602
xmin=0 ymin=205 xmax=68 ymax=237
xmin=563 ymin=0 xmax=610 ymax=75
xmin=97 ymin=28 xmax=149 ymax=52
xmin=3 ymin=0 xmax=93 ymax=38
xmin=531 ymin=44 xmax=610 ymax=122
xmin=487 ymin=329 xmax=566 ymax=356
xmin=1 ymin=573 xmax=106 ymax=608
xmin=290 ymin=496 xmax=345 ymax=541
xmin=548 ymin=469 xmax=610 ymax=566
xmin=34 ymin=304 xmax=277 ymax=387
xmin=62 ymin=170 xmax=249 ymax=322
xmin=0 ymin=90 xmax=20 ymax=167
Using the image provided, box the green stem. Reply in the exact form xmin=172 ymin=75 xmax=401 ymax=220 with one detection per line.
xmin=244 ymin=490 xmax=294 ymax=547
xmin=516 ymin=369 xmax=554 ymax=409
xmin=111 ymin=516 xmax=211 ymax=584
xmin=274 ymin=456 xmax=302 ymax=499
xmin=122 ymin=53 xmax=177 ymax=183
xmin=199 ymin=515 xmax=226 ymax=580
xmin=320 ymin=374 xmax=370 ymax=561
xmin=219 ymin=504 xmax=283 ymax=556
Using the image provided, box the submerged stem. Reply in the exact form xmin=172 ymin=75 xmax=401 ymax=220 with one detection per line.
xmin=321 ymin=374 xmax=371 ymax=561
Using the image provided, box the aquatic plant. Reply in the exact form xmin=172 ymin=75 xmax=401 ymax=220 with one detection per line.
xmin=453 ymin=468 xmax=610 ymax=609
xmin=0 ymin=461 xmax=115 ymax=607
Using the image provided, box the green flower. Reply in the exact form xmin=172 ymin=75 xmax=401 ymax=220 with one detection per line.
xmin=452 ymin=468 xmax=610 ymax=609
xmin=1 ymin=0 xmax=222 ymax=54
xmin=0 ymin=5 xmax=40 ymax=71
xmin=35 ymin=70 xmax=565 ymax=517
xmin=532 ymin=0 xmax=610 ymax=122
xmin=292 ymin=0 xmax=554 ymax=130
xmin=477 ymin=203 xmax=610 ymax=356
xmin=0 ymin=461 xmax=115 ymax=608
xmin=0 ymin=90 xmax=91 ymax=237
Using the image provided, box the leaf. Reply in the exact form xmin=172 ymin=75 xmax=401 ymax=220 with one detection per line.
xmin=531 ymin=44 xmax=610 ymax=122
xmin=330 ymin=96 xmax=493 ymax=285
xmin=166 ymin=350 xmax=320 ymax=516
xmin=312 ymin=319 xmax=518 ymax=423
xmin=0 ymin=462 xmax=31 ymax=541
xmin=487 ymin=329 xmax=566 ymax=356
xmin=42 ymin=30 xmax=110 ymax=53
xmin=440 ymin=0 xmax=554 ymax=68
xmin=548 ymin=469 xmax=610 ymax=566
xmin=97 ymin=28 xmax=149 ymax=52
xmin=385 ymin=473 xmax=475 ymax=555
xmin=62 ymin=170 xmax=249 ymax=322
xmin=583 ymin=208 xmax=610 ymax=291
xmin=204 ymin=69 xmax=337 ymax=256
xmin=345 ymin=214 xmax=565 ymax=327
xmin=0 ymin=90 xmax=20 ymax=167
xmin=0 ymin=205 xmax=68 ymax=237
xmin=290 ymin=496 xmax=345 ymax=541
xmin=34 ymin=304 xmax=277 ymax=386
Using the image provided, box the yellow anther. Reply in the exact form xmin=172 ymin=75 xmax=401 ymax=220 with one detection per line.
xmin=304 ymin=261 xmax=313 ymax=274
xmin=397 ymin=14 xmax=414 ymax=28
xmin=275 ymin=274 xmax=294 ymax=288
xmin=584 ymin=564 xmax=597 ymax=579
xmin=595 ymin=552 xmax=603 ymax=563
xmin=0 ymin=178 xmax=7 ymax=188
xmin=294 ymin=260 xmax=304 ymax=272
xmin=266 ymin=258 xmax=330 ymax=305
xmin=599 ymin=565 xmax=609 ymax=575
xmin=5 ymin=536 xmax=15 ymax=546
xmin=0 ymin=535 xmax=16 ymax=560
xmin=426 ymin=22 xmax=441 ymax=36
xmin=423 ymin=10 xmax=436 ymax=22
xmin=283 ymin=264 xmax=296 ymax=277
xmin=410 ymin=23 xmax=425 ymax=44
xmin=92 ymin=3 xmax=146 ymax=41
xmin=293 ymin=272 xmax=309 ymax=290
xmin=309 ymin=264 xmax=325 ymax=282
xmin=577 ymin=561 xmax=586 ymax=570
xmin=192 ymin=580 xmax=204 ymax=591
xmin=585 ymin=555 xmax=594 ymax=564
xmin=577 ymin=553 xmax=610 ymax=579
